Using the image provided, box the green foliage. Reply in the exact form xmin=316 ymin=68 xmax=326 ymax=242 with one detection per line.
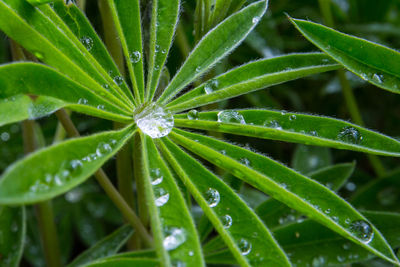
xmin=0 ymin=0 xmax=399 ymax=266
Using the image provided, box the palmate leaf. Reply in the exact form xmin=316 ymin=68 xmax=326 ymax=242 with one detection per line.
xmin=174 ymin=109 xmax=400 ymax=157
xmin=169 ymin=129 xmax=399 ymax=264
xmin=0 ymin=125 xmax=135 ymax=205
xmin=167 ymin=53 xmax=340 ymax=113
xmin=157 ymin=0 xmax=268 ymax=104
xmin=290 ymin=17 xmax=400 ymax=94
xmin=158 ymin=138 xmax=291 ymax=266
xmin=67 ymin=225 xmax=134 ymax=267
xmin=141 ymin=135 xmax=203 ymax=267
xmin=0 ymin=206 xmax=25 ymax=267
xmin=0 ymin=63 xmax=133 ymax=123
xmin=0 ymin=0 xmax=134 ymax=109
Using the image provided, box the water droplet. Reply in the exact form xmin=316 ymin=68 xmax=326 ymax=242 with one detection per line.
xmin=204 ymin=79 xmax=219 ymax=94
xmin=195 ymin=66 xmax=201 ymax=72
xmin=252 ymin=16 xmax=260 ymax=24
xmin=337 ymin=127 xmax=363 ymax=144
xmin=130 ymin=51 xmax=141 ymax=63
xmin=264 ymin=120 xmax=282 ymax=130
xmin=78 ymin=98 xmax=88 ymax=105
xmin=309 ymin=130 xmax=318 ymax=136
xmin=97 ymin=104 xmax=105 ymax=110
xmin=349 ymin=220 xmax=374 ymax=243
xmin=188 ymin=251 xmax=194 ymax=256
xmin=150 ymin=168 xmax=163 ymax=185
xmin=217 ymin=110 xmax=245 ymax=124
xmin=171 ymin=260 xmax=186 ymax=267
xmin=80 ymin=36 xmax=93 ymax=51
xmin=155 ymin=45 xmax=160 ymax=52
xmin=163 ymin=227 xmax=186 ymax=251
xmin=134 ymin=103 xmax=174 ymax=139
xmin=238 ymin=238 xmax=252 ymax=255
xmin=102 ymin=84 xmax=110 ymax=90
xmin=1 ymin=132 xmax=10 ymax=142
xmin=337 ymin=255 xmax=345 ymax=262
xmin=312 ymin=255 xmax=325 ymax=267
xmin=324 ymin=208 xmax=331 ymax=214
xmin=289 ymin=114 xmax=297 ymax=121
xmin=161 ymin=49 xmax=167 ymax=54
xmin=187 ymin=110 xmax=199 ymax=120
xmin=205 ymin=188 xmax=220 ymax=208
xmin=154 ymin=187 xmax=169 ymax=207
xmin=221 ymin=215 xmax=232 ymax=229
xmin=220 ymin=150 xmax=227 ymax=155
xmin=239 ymin=157 xmax=250 ymax=166
xmin=372 ymin=73 xmax=384 ymax=83
xmin=96 ymin=142 xmax=112 ymax=156
xmin=342 ymin=242 xmax=351 ymax=250
xmin=113 ymin=76 xmax=124 ymax=86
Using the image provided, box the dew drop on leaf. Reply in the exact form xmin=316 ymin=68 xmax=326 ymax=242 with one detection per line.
xmin=96 ymin=142 xmax=112 ymax=156
xmin=78 ymin=98 xmax=88 ymax=105
xmin=163 ymin=227 xmax=186 ymax=251
xmin=154 ymin=187 xmax=169 ymax=207
xmin=0 ymin=132 xmax=10 ymax=142
xmin=113 ymin=76 xmax=124 ymax=86
xmin=312 ymin=255 xmax=325 ymax=267
xmin=134 ymin=103 xmax=174 ymax=139
xmin=349 ymin=220 xmax=374 ymax=243
xmin=289 ymin=114 xmax=297 ymax=121
xmin=187 ymin=110 xmax=199 ymax=120
xmin=221 ymin=214 xmax=232 ymax=229
xmin=150 ymin=168 xmax=163 ymax=185
xmin=205 ymin=188 xmax=220 ymax=208
xmin=238 ymin=238 xmax=252 ymax=255
xmin=239 ymin=157 xmax=250 ymax=166
xmin=337 ymin=127 xmax=363 ymax=144
xmin=80 ymin=36 xmax=93 ymax=51
xmin=252 ymin=16 xmax=260 ymax=24
xmin=129 ymin=51 xmax=141 ymax=63
xmin=171 ymin=260 xmax=186 ymax=267
xmin=204 ymin=79 xmax=219 ymax=94
xmin=217 ymin=110 xmax=245 ymax=124
xmin=264 ymin=120 xmax=282 ymax=130
xmin=372 ymin=73 xmax=384 ymax=84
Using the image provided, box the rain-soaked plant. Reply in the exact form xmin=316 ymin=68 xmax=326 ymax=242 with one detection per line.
xmin=0 ymin=0 xmax=400 ymax=266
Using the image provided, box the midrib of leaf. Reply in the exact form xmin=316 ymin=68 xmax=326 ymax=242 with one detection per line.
xmin=0 ymin=1 xmax=133 ymax=112
xmin=38 ymin=4 xmax=136 ymax=107
xmin=107 ymin=0 xmax=144 ymax=103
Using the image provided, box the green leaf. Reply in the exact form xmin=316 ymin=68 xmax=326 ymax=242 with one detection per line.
xmin=274 ymin=211 xmax=400 ymax=266
xmin=290 ymin=17 xmax=400 ymax=94
xmin=0 ymin=0 xmax=133 ymax=109
xmin=146 ymin=0 xmax=180 ymax=101
xmin=68 ymin=225 xmax=134 ymax=267
xmin=86 ymin=258 xmax=159 ymax=267
xmin=157 ymin=0 xmax=268 ymax=104
xmin=0 ymin=63 xmax=133 ymax=123
xmin=0 ymin=125 xmax=136 ymax=205
xmin=0 ymin=95 xmax=65 ymax=127
xmin=25 ymin=0 xmax=54 ymax=6
xmin=103 ymin=250 xmax=156 ymax=261
xmin=292 ymin=145 xmax=332 ymax=174
xmin=174 ymin=109 xmax=400 ymax=157
xmin=50 ymin=2 xmax=135 ymax=104
xmin=166 ymin=53 xmax=340 ymax=112
xmin=158 ymin=138 xmax=291 ymax=266
xmin=108 ymin=0 xmax=144 ymax=102
xmin=0 ymin=206 xmax=25 ymax=267
xmin=141 ymin=135 xmax=204 ymax=266
xmin=169 ymin=129 xmax=399 ymax=264
xmin=256 ymin=163 xmax=355 ymax=229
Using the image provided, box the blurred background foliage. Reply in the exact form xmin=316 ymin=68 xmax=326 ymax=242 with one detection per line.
xmin=1 ymin=0 xmax=400 ymax=265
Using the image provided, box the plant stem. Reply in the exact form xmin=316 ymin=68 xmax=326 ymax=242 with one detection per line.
xmin=318 ymin=0 xmax=386 ymax=177
xmin=54 ymin=109 xmax=153 ymax=247
xmin=22 ymin=120 xmax=62 ymax=267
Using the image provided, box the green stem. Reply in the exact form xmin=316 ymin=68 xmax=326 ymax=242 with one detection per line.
xmin=55 ymin=109 xmax=153 ymax=247
xmin=23 ymin=120 xmax=62 ymax=267
xmin=318 ymin=0 xmax=386 ymax=177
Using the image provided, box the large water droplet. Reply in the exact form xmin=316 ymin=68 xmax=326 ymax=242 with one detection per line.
xmin=349 ymin=220 xmax=374 ymax=243
xmin=154 ymin=187 xmax=169 ymax=207
xmin=372 ymin=73 xmax=384 ymax=84
xmin=217 ymin=110 xmax=245 ymax=124
xmin=0 ymin=132 xmax=10 ymax=142
xmin=134 ymin=103 xmax=174 ymax=139
xmin=205 ymin=188 xmax=220 ymax=208
xmin=163 ymin=227 xmax=186 ymax=251
xmin=337 ymin=127 xmax=363 ymax=144
xmin=150 ymin=168 xmax=163 ymax=185
xmin=187 ymin=110 xmax=199 ymax=120
xmin=221 ymin=215 xmax=232 ymax=229
xmin=130 ymin=51 xmax=141 ymax=63
xmin=238 ymin=238 xmax=252 ymax=255
xmin=96 ymin=142 xmax=112 ymax=156
xmin=204 ymin=79 xmax=219 ymax=94
xmin=80 ymin=36 xmax=93 ymax=51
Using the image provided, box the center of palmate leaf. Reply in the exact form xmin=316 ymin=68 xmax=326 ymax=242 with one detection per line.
xmin=134 ymin=102 xmax=174 ymax=139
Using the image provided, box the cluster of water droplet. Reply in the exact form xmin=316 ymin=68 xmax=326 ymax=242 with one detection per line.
xmin=134 ymin=103 xmax=174 ymax=139
xmin=29 ymin=140 xmax=117 ymax=193
xmin=80 ymin=36 xmax=93 ymax=51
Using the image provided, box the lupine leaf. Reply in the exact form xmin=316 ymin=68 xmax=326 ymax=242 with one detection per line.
xmin=0 ymin=63 xmax=133 ymax=123
xmin=158 ymin=138 xmax=291 ymax=266
xmin=0 ymin=0 xmax=133 ymax=110
xmin=0 ymin=206 xmax=25 ymax=267
xmin=0 ymin=125 xmax=136 ymax=205
xmin=174 ymin=109 xmax=400 ymax=157
xmin=146 ymin=0 xmax=180 ymax=101
xmin=141 ymin=135 xmax=204 ymax=266
xmin=290 ymin=17 xmax=400 ymax=94
xmin=157 ymin=0 xmax=268 ymax=104
xmin=167 ymin=53 xmax=340 ymax=112
xmin=86 ymin=258 xmax=159 ymax=267
xmin=169 ymin=129 xmax=399 ymax=264
xmin=68 ymin=225 xmax=134 ymax=267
